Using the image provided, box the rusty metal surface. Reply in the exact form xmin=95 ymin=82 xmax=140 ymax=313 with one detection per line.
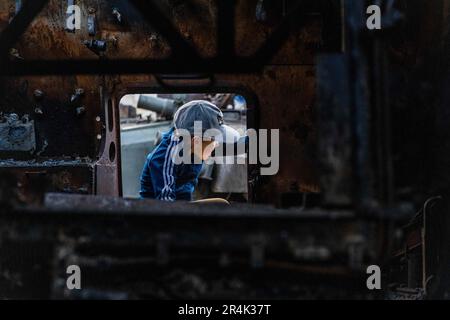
xmin=0 ymin=162 xmax=94 ymax=205
xmin=0 ymin=0 xmax=335 ymax=75
xmin=0 ymin=0 xmax=324 ymax=203
xmin=42 ymin=193 xmax=356 ymax=219
xmin=0 ymin=0 xmax=449 ymax=300
xmin=0 ymin=194 xmax=380 ymax=299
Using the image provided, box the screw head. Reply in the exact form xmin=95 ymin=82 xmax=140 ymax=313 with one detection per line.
xmin=33 ymin=89 xmax=45 ymax=101
xmin=75 ymin=88 xmax=85 ymax=96
xmin=34 ymin=107 xmax=44 ymax=115
xmin=76 ymin=106 xmax=86 ymax=117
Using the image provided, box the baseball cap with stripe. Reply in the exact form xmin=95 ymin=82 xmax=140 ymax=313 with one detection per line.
xmin=173 ymin=100 xmax=240 ymax=143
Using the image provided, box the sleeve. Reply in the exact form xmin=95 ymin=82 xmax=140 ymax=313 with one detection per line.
xmin=139 ymin=155 xmax=154 ymax=199
xmin=155 ymin=139 xmax=178 ymax=201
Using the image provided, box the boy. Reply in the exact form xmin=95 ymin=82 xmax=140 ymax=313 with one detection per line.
xmin=140 ymin=100 xmax=240 ymax=202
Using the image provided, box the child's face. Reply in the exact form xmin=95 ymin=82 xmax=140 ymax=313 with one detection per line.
xmin=192 ymin=137 xmax=218 ymax=161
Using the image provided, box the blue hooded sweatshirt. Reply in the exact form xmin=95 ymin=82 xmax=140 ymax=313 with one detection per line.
xmin=139 ymin=128 xmax=203 ymax=201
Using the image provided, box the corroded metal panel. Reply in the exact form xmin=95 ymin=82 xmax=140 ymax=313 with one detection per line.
xmin=0 ymin=113 xmax=36 ymax=152
xmin=0 ymin=0 xmax=325 ymax=203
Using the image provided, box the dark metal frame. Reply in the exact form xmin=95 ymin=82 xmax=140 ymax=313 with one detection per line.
xmin=0 ymin=0 xmax=311 ymax=75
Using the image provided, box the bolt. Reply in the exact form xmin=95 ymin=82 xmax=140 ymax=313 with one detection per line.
xmin=149 ymin=34 xmax=161 ymax=48
xmin=112 ymin=8 xmax=122 ymax=23
xmin=8 ymin=113 xmax=19 ymax=124
xmin=75 ymin=88 xmax=84 ymax=96
xmin=71 ymin=88 xmax=85 ymax=103
xmin=83 ymin=39 xmax=107 ymax=53
xmin=110 ymin=36 xmax=119 ymax=47
xmin=76 ymin=106 xmax=86 ymax=117
xmin=183 ymin=32 xmax=192 ymax=41
xmin=33 ymin=89 xmax=45 ymax=101
xmin=9 ymin=48 xmax=23 ymax=60
xmin=34 ymin=107 xmax=44 ymax=115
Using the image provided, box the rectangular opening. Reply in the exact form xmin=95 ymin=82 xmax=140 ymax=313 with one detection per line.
xmin=119 ymin=93 xmax=249 ymax=203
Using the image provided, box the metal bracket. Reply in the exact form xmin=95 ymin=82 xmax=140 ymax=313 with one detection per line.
xmin=0 ymin=113 xmax=36 ymax=152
